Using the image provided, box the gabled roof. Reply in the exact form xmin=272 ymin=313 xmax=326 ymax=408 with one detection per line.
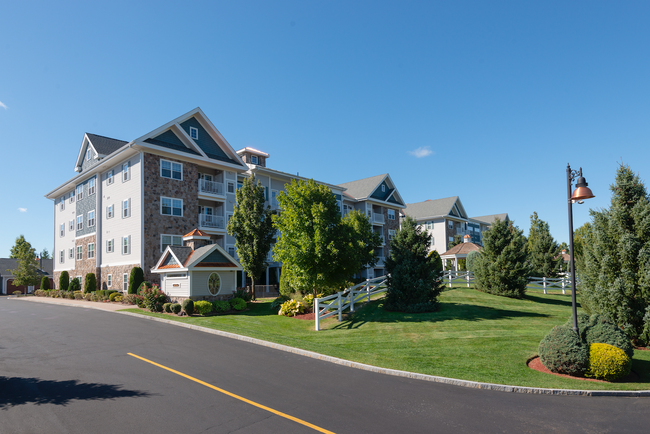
xmin=471 ymin=213 xmax=509 ymax=225
xmin=440 ymin=242 xmax=482 ymax=257
xmin=152 ymin=243 xmax=242 ymax=273
xmin=404 ymin=197 xmax=468 ymax=220
xmin=75 ymin=133 xmax=128 ymax=171
xmin=337 ymin=173 xmax=406 ymax=207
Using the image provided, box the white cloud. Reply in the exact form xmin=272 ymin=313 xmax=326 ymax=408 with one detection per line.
xmin=0 ymin=101 xmax=7 ymax=110
xmin=408 ymin=146 xmax=433 ymax=158
xmin=18 ymin=207 xmax=27 ymax=212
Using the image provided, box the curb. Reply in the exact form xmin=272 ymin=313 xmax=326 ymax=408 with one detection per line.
xmin=9 ymin=297 xmax=650 ymax=397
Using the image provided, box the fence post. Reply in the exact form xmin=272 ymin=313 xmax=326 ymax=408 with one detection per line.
xmin=350 ymin=290 xmax=355 ymax=313
xmin=466 ymin=272 xmax=470 ymax=288
xmin=315 ymin=297 xmax=320 ymax=331
xmin=337 ymin=291 xmax=342 ymax=322
xmin=367 ymin=279 xmax=371 ymax=302
xmin=448 ymin=272 xmax=452 ymax=288
xmin=562 ymin=277 xmax=566 ymax=294
xmin=543 ymin=277 xmax=547 ymax=294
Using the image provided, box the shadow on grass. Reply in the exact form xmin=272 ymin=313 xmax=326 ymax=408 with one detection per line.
xmin=524 ymin=294 xmax=575 ymax=308
xmin=0 ymin=377 xmax=153 ymax=409
xmin=332 ymin=298 xmax=549 ymax=330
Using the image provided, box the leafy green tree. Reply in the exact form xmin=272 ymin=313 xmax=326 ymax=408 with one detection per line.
xmin=333 ymin=210 xmax=381 ymax=284
xmin=128 ymin=267 xmax=144 ymax=294
xmin=227 ymin=175 xmax=275 ymax=300
xmin=9 ymin=235 xmax=33 ymax=259
xmin=59 ymin=270 xmax=69 ymax=291
xmin=8 ymin=237 xmax=39 ymax=291
xmin=84 ymin=273 xmax=97 ymax=293
xmin=473 ymin=218 xmax=530 ymax=298
xmin=40 ymin=248 xmax=51 ymax=260
xmin=527 ymin=212 xmax=562 ymax=278
xmin=40 ymin=276 xmax=50 ymax=290
xmin=580 ymin=164 xmax=650 ymax=345
xmin=559 ymin=242 xmax=569 ymax=254
xmin=69 ymin=278 xmax=81 ymax=292
xmin=384 ymin=216 xmax=444 ymax=312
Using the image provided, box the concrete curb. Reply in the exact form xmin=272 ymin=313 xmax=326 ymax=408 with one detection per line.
xmin=10 ymin=296 xmax=650 ymax=397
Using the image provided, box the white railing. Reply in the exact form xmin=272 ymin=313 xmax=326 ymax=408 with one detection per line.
xmin=441 ymin=270 xmax=579 ymax=293
xmin=198 ymin=179 xmax=224 ymax=196
xmin=442 ymin=270 xmax=475 ymax=287
xmin=199 ymin=214 xmax=225 ymax=229
xmin=372 ymin=213 xmax=385 ymax=224
xmin=315 ymin=276 xmax=388 ymax=331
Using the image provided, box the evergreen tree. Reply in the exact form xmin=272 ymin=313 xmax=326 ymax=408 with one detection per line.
xmin=384 ymin=216 xmax=444 ymax=312
xmin=59 ymin=270 xmax=69 ymax=291
xmin=84 ymin=273 xmax=97 ymax=293
xmin=128 ymin=267 xmax=144 ymax=294
xmin=580 ymin=165 xmax=650 ymax=345
xmin=227 ymin=175 xmax=275 ymax=300
xmin=447 ymin=234 xmax=462 ymax=249
xmin=9 ymin=235 xmax=33 ymax=259
xmin=40 ymin=276 xmax=50 ymax=290
xmin=474 ymin=218 xmax=530 ymax=298
xmin=466 ymin=250 xmax=481 ymax=272
xmin=69 ymin=278 xmax=81 ymax=292
xmin=40 ymin=248 xmax=51 ymax=260
xmin=527 ymin=212 xmax=562 ymax=278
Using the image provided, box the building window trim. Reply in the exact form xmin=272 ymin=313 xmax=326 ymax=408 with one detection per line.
xmin=160 ymin=159 xmax=183 ymax=181
xmin=88 ymin=178 xmax=96 ymax=195
xmin=161 ymin=234 xmax=183 ymax=252
xmin=189 ymin=126 xmax=198 ymax=140
xmin=76 ymin=215 xmax=83 ymax=231
xmin=161 ymin=197 xmax=183 ymax=217
xmin=107 ymin=170 xmax=114 ymax=185
xmin=76 ymin=246 xmax=83 ymax=260
xmin=88 ymin=210 xmax=96 ymax=228
xmin=123 ymin=161 xmax=130 ymax=182
xmin=88 ymin=243 xmax=95 ymax=259
xmin=106 ymin=239 xmax=114 ymax=253
xmin=107 ymin=274 xmax=112 ymax=287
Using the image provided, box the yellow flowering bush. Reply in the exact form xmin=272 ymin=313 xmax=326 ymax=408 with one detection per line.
xmin=278 ymin=299 xmax=304 ymax=317
xmin=585 ymin=343 xmax=632 ymax=381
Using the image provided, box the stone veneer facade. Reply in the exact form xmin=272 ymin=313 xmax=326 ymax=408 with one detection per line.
xmin=75 ymin=234 xmax=100 ymax=291
xmin=142 ymin=153 xmax=200 ymax=284
xmin=100 ymin=263 xmax=142 ymax=291
xmin=382 ymin=206 xmax=400 ymax=257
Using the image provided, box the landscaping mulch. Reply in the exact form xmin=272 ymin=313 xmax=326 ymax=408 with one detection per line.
xmin=291 ymin=312 xmax=315 ymax=320
xmin=527 ymin=356 xmax=639 ymax=383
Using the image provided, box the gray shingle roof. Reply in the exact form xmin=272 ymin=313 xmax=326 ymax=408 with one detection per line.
xmin=471 ymin=213 xmax=509 ymax=225
xmin=0 ymin=258 xmax=53 ymax=276
xmin=337 ymin=174 xmax=387 ymax=199
xmin=168 ymin=246 xmax=193 ymax=267
xmin=86 ymin=133 xmax=128 ymax=156
xmin=404 ymin=197 xmax=460 ymax=220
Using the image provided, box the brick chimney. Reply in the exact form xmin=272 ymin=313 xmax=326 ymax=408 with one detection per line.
xmin=183 ymin=229 xmax=211 ymax=251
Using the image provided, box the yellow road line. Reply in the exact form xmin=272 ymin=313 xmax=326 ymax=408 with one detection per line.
xmin=127 ymin=353 xmax=335 ymax=434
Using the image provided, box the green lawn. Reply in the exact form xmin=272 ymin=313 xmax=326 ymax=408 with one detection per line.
xmin=123 ymin=286 xmax=650 ymax=390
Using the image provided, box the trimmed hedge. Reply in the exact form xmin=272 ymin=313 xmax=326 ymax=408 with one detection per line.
xmin=195 ymin=300 xmax=214 ymax=315
xmin=59 ymin=271 xmax=69 ymax=291
xmin=182 ymin=299 xmax=195 ymax=316
xmin=171 ymin=303 xmax=182 ymax=314
xmin=213 ymin=300 xmax=231 ymax=313
xmin=585 ymin=343 xmax=632 ymax=381
xmin=230 ymin=297 xmax=247 ymax=311
xmin=538 ymin=325 xmax=589 ymax=376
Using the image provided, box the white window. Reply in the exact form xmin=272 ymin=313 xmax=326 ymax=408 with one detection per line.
xmin=160 ymin=160 xmax=182 ymax=180
xmin=76 ymin=246 xmax=83 ymax=260
xmin=107 ymin=274 xmax=112 ymax=287
xmin=69 ymin=248 xmax=74 ymax=259
xmin=60 ymin=223 xmax=65 ymax=237
xmin=189 ymin=126 xmax=198 ymax=140
xmin=227 ymin=245 xmax=236 ymax=257
xmin=161 ymin=234 xmax=183 ymax=251
xmin=107 ymin=204 xmax=114 ymax=219
xmin=69 ymin=220 xmax=74 ymax=232
xmin=388 ymin=229 xmax=396 ymax=240
xmin=76 ymin=185 xmax=83 ymax=201
xmin=381 ymin=184 xmax=385 ymax=192
xmin=88 ymin=178 xmax=96 ymax=195
xmin=226 ymin=212 xmax=233 ymax=226
xmin=388 ymin=209 xmax=395 ymax=220
xmin=161 ymin=197 xmax=182 ymax=216
xmin=87 ymin=149 xmax=92 ymax=160
xmin=88 ymin=210 xmax=95 ymax=227
xmin=123 ymin=273 xmax=128 ymax=292
xmin=449 ymin=236 xmax=454 ymax=242
xmin=107 ymin=170 xmax=114 ymax=185
xmin=122 ymin=235 xmax=131 ymax=255
xmin=107 ymin=239 xmax=114 ymax=253
xmin=59 ymin=197 xmax=65 ymax=211
xmin=122 ymin=199 xmax=131 ymax=218
xmin=69 ymin=192 xmax=75 ymax=204
xmin=88 ymin=243 xmax=95 ymax=259
xmin=59 ymin=250 xmax=64 ymax=263
xmin=123 ymin=161 xmax=130 ymax=182
xmin=76 ymin=215 xmax=83 ymax=231
xmin=448 ymin=220 xmax=453 ymax=229
xmin=227 ymin=181 xmax=235 ymax=194
xmin=251 ymin=155 xmax=259 ymax=165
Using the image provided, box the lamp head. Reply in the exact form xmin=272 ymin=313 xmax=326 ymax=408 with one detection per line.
xmin=571 ymin=168 xmax=595 ymax=202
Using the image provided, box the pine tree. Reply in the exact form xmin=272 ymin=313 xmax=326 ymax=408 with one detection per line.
xmin=384 ymin=216 xmax=444 ymax=312
xmin=59 ymin=270 xmax=69 ymax=291
xmin=474 ymin=218 xmax=530 ymax=298
xmin=84 ymin=273 xmax=97 ymax=293
xmin=527 ymin=212 xmax=562 ymax=278
xmin=580 ymin=164 xmax=650 ymax=345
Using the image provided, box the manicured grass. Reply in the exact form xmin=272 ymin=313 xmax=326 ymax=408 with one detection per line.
xmin=122 ymin=286 xmax=650 ymax=390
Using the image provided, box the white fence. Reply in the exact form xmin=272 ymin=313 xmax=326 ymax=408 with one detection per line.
xmin=442 ymin=270 xmax=578 ymax=294
xmin=315 ymin=276 xmax=388 ymax=331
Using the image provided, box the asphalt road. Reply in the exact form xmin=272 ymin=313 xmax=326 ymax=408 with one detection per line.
xmin=1 ymin=296 xmax=649 ymax=434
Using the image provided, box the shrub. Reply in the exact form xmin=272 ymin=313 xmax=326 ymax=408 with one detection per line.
xmin=195 ymin=300 xmax=214 ymax=315
xmin=585 ymin=317 xmax=634 ymax=359
xmin=182 ymin=299 xmax=195 ymax=316
xmin=585 ymin=343 xmax=632 ymax=381
xmin=141 ymin=285 xmax=166 ymax=312
xmin=69 ymin=278 xmax=81 ymax=293
xmin=302 ymin=294 xmax=314 ymax=310
xmin=163 ymin=303 xmax=172 ymax=313
xmin=230 ymin=297 xmax=247 ymax=311
xmin=270 ymin=296 xmax=289 ymax=313
xmin=84 ymin=273 xmax=97 ymax=293
xmin=465 ymin=250 xmax=481 ymax=272
xmin=171 ymin=303 xmax=182 ymax=314
xmin=128 ymin=267 xmax=144 ymax=295
xmin=278 ymin=299 xmax=303 ymax=317
xmin=40 ymin=276 xmax=50 ymax=291
xmin=59 ymin=271 xmax=69 ymax=291
xmin=114 ymin=295 xmax=124 ymax=303
xmin=83 ymin=292 xmax=93 ymax=301
xmin=124 ymin=294 xmax=140 ymax=305
xmin=138 ymin=281 xmax=153 ymax=295
xmin=538 ymin=325 xmax=589 ymax=376
xmin=13 ymin=290 xmax=21 ymax=296
xmin=109 ymin=292 xmax=122 ymax=302
xmin=233 ymin=288 xmax=253 ymax=302
xmin=213 ymin=300 xmax=231 ymax=313
xmin=279 ymin=268 xmax=296 ymax=297
xmin=34 ymin=289 xmax=46 ymax=297
xmin=74 ymin=293 xmax=84 ymax=300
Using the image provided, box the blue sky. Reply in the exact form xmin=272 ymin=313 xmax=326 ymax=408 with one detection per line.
xmin=1 ymin=1 xmax=649 ymax=257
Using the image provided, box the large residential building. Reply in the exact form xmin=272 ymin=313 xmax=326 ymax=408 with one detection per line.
xmin=46 ymin=108 xmax=405 ymax=292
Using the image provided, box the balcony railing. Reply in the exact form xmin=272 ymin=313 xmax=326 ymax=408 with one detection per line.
xmin=372 ymin=213 xmax=385 ymax=224
xmin=199 ymin=179 xmax=224 ymax=196
xmin=199 ymin=214 xmax=225 ymax=229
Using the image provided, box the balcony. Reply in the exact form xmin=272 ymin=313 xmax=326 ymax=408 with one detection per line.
xmin=199 ymin=214 xmax=225 ymax=230
xmin=372 ymin=213 xmax=385 ymax=225
xmin=199 ymin=179 xmax=224 ymax=197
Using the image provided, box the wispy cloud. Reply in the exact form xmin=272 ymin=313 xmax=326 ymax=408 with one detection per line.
xmin=0 ymin=101 xmax=7 ymax=110
xmin=408 ymin=146 xmax=433 ymax=158
xmin=18 ymin=207 xmax=27 ymax=212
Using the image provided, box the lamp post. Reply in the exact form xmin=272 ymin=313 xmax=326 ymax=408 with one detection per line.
xmin=567 ymin=164 xmax=595 ymax=333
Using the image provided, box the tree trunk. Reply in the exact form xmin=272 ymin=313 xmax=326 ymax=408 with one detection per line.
xmin=251 ymin=277 xmax=256 ymax=301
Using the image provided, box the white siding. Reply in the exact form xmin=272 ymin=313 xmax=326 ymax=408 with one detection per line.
xmin=53 ymin=192 xmax=77 ymax=272
xmin=101 ymin=154 xmax=142 ymax=266
xmin=162 ymin=274 xmax=190 ymax=297
xmin=190 ymin=270 xmax=237 ymax=297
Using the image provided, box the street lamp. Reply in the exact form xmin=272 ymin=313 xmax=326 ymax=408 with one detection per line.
xmin=567 ymin=164 xmax=595 ymax=333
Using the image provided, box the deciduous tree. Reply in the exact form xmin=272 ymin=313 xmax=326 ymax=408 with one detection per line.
xmin=9 ymin=237 xmax=39 ymax=290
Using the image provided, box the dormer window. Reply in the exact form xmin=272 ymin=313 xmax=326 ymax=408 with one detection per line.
xmin=86 ymin=149 xmax=92 ymax=160
xmin=251 ymin=155 xmax=259 ymax=165
xmin=381 ymin=185 xmax=386 ymax=192
xmin=189 ymin=127 xmax=198 ymax=140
